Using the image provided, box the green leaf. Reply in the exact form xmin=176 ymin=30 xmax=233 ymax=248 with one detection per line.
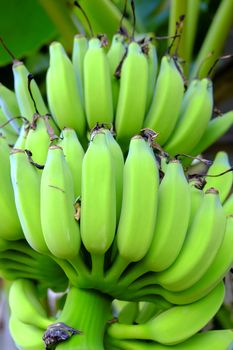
xmin=0 ymin=0 xmax=58 ymax=67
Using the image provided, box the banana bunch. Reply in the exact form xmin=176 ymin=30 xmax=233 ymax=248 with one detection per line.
xmin=106 ymin=282 xmax=229 ymax=347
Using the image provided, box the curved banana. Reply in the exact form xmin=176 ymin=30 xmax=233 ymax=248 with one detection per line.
xmin=9 ymin=316 xmax=46 ymax=350
xmin=118 ymin=301 xmax=139 ymax=325
xmin=107 ymin=135 xmax=159 ymax=284
xmin=107 ymin=281 xmax=225 ymax=345
xmin=0 ymin=107 xmax=18 ymax=144
xmin=25 ymin=115 xmax=52 ymax=165
xmin=164 ymin=78 xmax=213 ymax=155
xmin=189 ymin=111 xmax=233 ymax=157
xmin=84 ymin=37 xmax=113 ymax=129
xmin=0 ymin=136 xmax=23 ymax=240
xmin=143 ymin=159 xmax=191 ymax=272
xmin=115 ymin=41 xmax=148 ymax=150
xmin=144 ymin=55 xmax=184 ymax=145
xmin=80 ymin=130 xmax=116 ymax=277
xmin=107 ymin=33 xmax=127 ymax=112
xmin=40 ymin=145 xmax=80 ymax=258
xmin=154 ymin=187 xmax=226 ymax=291
xmin=59 ymin=127 xmax=85 ymax=199
xmin=10 ymin=148 xmax=48 ymax=253
xmin=46 ymin=41 xmax=86 ymax=139
xmin=103 ymin=128 xmax=124 ymax=222
xmin=8 ymin=279 xmax=52 ymax=329
xmin=0 ymin=83 xmax=21 ymax=133
xmin=188 ymin=181 xmax=204 ymax=224
xmin=72 ymin=34 xmax=88 ymax=105
xmin=13 ymin=60 xmax=48 ymax=121
xmin=223 ymin=192 xmax=233 ymax=215
xmin=145 ymin=40 xmax=158 ymax=112
xmin=106 ymin=329 xmax=233 ymax=350
xmin=204 ymin=151 xmax=233 ymax=203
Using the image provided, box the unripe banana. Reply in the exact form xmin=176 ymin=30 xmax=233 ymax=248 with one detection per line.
xmin=188 ymin=181 xmax=204 ymax=224
xmin=13 ymin=60 xmax=48 ymax=120
xmin=41 ymin=145 xmax=80 ymax=258
xmin=84 ymin=37 xmax=113 ymax=128
xmin=154 ymin=188 xmax=226 ymax=291
xmin=189 ymin=110 xmax=233 ymax=157
xmin=204 ymin=151 xmax=233 ymax=203
xmin=14 ymin=122 xmax=28 ymax=149
xmin=9 ymin=279 xmax=52 ymax=329
xmin=118 ymin=301 xmax=139 ymax=325
xmin=143 ymin=159 xmax=191 ymax=271
xmin=114 ymin=136 xmax=159 ymax=268
xmin=46 ymin=41 xmax=86 ymax=138
xmin=25 ymin=115 xmax=52 ymax=165
xmin=107 ymin=329 xmax=233 ymax=350
xmin=0 ymin=107 xmax=18 ymax=144
xmin=223 ymin=192 xmax=233 ymax=215
xmin=0 ymin=136 xmax=23 ymax=241
xmin=72 ymin=34 xmax=88 ymax=105
xmin=164 ymin=78 xmax=213 ymax=155
xmin=58 ymin=127 xmax=84 ymax=199
xmin=10 ymin=148 xmax=48 ymax=253
xmin=115 ymin=42 xmax=148 ymax=150
xmin=144 ymin=55 xmax=184 ymax=145
xmin=80 ymin=130 xmax=116 ymax=276
xmin=103 ymin=128 xmax=124 ymax=222
xmin=145 ymin=40 xmax=158 ymax=112
xmin=9 ymin=316 xmax=45 ymax=350
xmin=107 ymin=281 xmax=225 ymax=345
xmin=0 ymin=83 xmax=21 ymax=133
xmin=107 ymin=33 xmax=127 ymax=112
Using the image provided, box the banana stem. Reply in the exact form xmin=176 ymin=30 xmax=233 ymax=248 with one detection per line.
xmin=104 ymin=255 xmax=129 ymax=289
xmin=91 ymin=253 xmax=105 ymax=283
xmin=190 ymin=0 xmax=233 ymax=79
xmin=56 ymin=287 xmax=112 ymax=350
xmin=51 ymin=256 xmax=80 ymax=286
xmin=117 ymin=261 xmax=149 ymax=288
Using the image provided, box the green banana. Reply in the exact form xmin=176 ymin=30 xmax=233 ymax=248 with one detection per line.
xmin=135 ymin=301 xmax=165 ymax=324
xmin=0 ymin=82 xmax=21 ymax=133
xmin=143 ymin=159 xmax=191 ymax=271
xmin=59 ymin=127 xmax=84 ymax=199
xmin=0 ymin=107 xmax=18 ymax=144
xmin=189 ymin=111 xmax=233 ymax=156
xmin=223 ymin=192 xmax=233 ymax=215
xmin=145 ymin=40 xmax=158 ymax=112
xmin=46 ymin=41 xmax=86 ymax=138
xmin=84 ymin=37 xmax=113 ymax=129
xmin=25 ymin=115 xmax=52 ymax=165
xmin=106 ymin=329 xmax=233 ymax=350
xmin=164 ymin=78 xmax=213 ymax=155
xmin=118 ymin=301 xmax=139 ymax=325
xmin=107 ymin=33 xmax=127 ymax=112
xmin=80 ymin=130 xmax=116 ymax=278
xmin=153 ymin=187 xmax=226 ymax=291
xmin=13 ymin=60 xmax=48 ymax=121
xmin=107 ymin=282 xmax=225 ymax=345
xmin=10 ymin=148 xmax=48 ymax=253
xmin=106 ymin=135 xmax=159 ymax=284
xmin=72 ymin=34 xmax=88 ymax=105
xmin=9 ymin=315 xmax=45 ymax=350
xmin=144 ymin=55 xmax=184 ymax=145
xmin=40 ymin=145 xmax=80 ymax=258
xmin=204 ymin=151 xmax=233 ymax=203
xmin=14 ymin=123 xmax=28 ymax=149
xmin=103 ymin=128 xmax=124 ymax=222
xmin=8 ymin=278 xmax=52 ymax=329
xmin=0 ymin=136 xmax=23 ymax=240
xmin=188 ymin=180 xmax=204 ymax=223
xmin=115 ymin=41 xmax=148 ymax=150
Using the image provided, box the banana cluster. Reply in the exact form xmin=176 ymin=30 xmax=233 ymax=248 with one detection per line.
xmin=1 ymin=33 xmax=233 ymax=156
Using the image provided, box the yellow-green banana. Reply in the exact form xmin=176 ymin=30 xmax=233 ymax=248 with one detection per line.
xmin=144 ymin=55 xmax=184 ymax=145
xmin=107 ymin=33 xmax=127 ymax=112
xmin=40 ymin=145 xmax=80 ymax=258
xmin=13 ymin=60 xmax=48 ymax=121
xmin=80 ymin=130 xmax=116 ymax=277
xmin=204 ymin=151 xmax=233 ymax=203
xmin=10 ymin=148 xmax=48 ymax=253
xmin=107 ymin=282 xmax=225 ymax=345
xmin=46 ymin=41 xmax=86 ymax=138
xmin=223 ymin=192 xmax=233 ymax=215
xmin=154 ymin=188 xmax=226 ymax=291
xmin=72 ymin=34 xmax=88 ymax=105
xmin=84 ymin=37 xmax=113 ymax=129
xmin=59 ymin=127 xmax=85 ymax=199
xmin=164 ymin=78 xmax=213 ymax=155
xmin=0 ymin=83 xmax=21 ymax=133
xmin=115 ymin=42 xmax=148 ymax=150
xmin=145 ymin=40 xmax=158 ymax=112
